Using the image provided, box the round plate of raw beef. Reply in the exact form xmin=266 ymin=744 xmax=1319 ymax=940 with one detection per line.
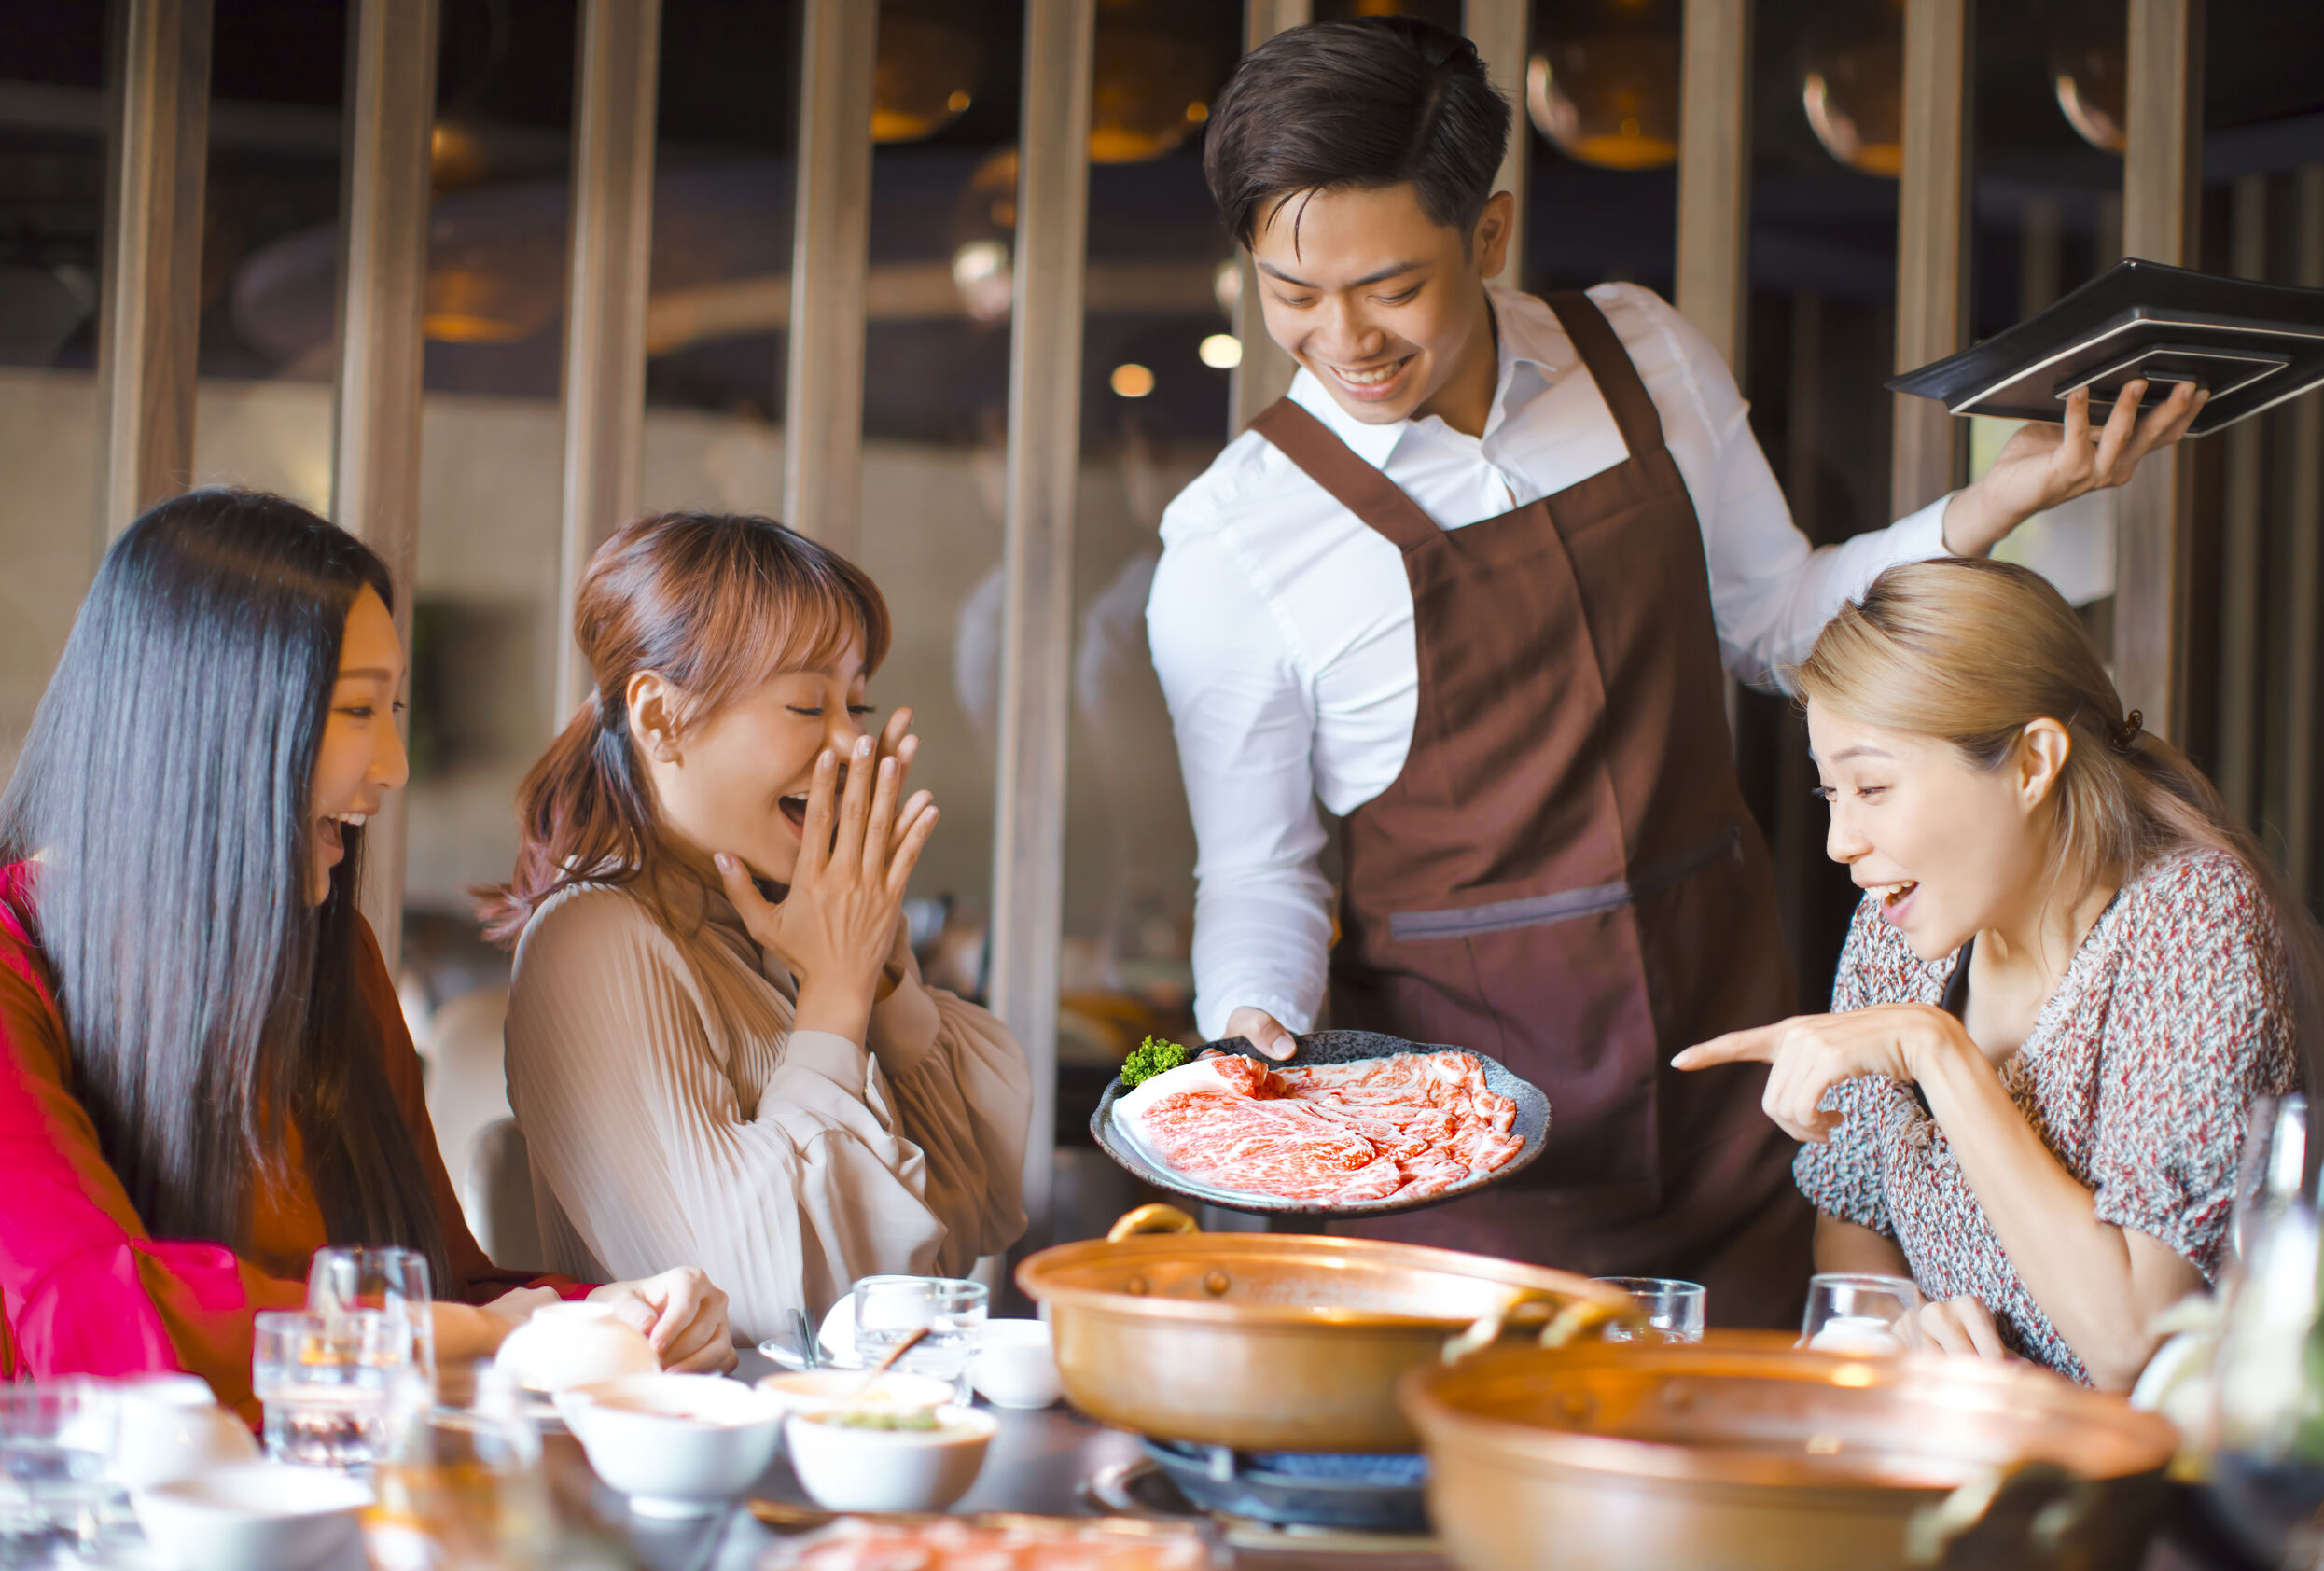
xmin=1091 ymin=1030 xmax=1551 ymax=1218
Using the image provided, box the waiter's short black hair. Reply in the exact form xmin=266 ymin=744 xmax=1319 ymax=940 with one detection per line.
xmin=1204 ymin=16 xmax=1512 ymax=251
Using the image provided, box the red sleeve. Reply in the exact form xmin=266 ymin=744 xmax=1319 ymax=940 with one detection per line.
xmin=352 ymin=919 xmax=591 ymax=1305
xmin=0 ymin=870 xmax=307 ymax=1423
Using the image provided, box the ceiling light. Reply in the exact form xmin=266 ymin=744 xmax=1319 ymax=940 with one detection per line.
xmin=1110 ymin=363 xmax=1156 ymax=397
xmin=1198 ymin=334 xmax=1242 ymax=369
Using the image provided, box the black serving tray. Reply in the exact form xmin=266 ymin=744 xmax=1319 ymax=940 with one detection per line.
xmin=1888 ymin=257 xmax=2324 ymax=438
xmin=1090 ymin=1029 xmax=1551 ymax=1219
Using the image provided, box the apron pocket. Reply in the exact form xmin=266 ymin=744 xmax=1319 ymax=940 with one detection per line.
xmin=1386 ymin=821 xmax=1741 ymax=941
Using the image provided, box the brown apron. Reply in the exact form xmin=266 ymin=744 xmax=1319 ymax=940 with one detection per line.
xmin=1249 ymin=291 xmax=1812 ymax=1329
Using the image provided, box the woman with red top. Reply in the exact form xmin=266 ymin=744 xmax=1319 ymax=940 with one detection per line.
xmin=0 ymin=489 xmax=735 ymax=1419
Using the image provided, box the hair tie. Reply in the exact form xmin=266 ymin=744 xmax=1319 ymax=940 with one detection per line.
xmin=2113 ymin=709 xmax=2144 ymax=750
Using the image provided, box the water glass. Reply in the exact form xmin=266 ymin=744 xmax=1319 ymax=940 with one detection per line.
xmin=369 ymin=1363 xmax=555 ymax=1571
xmin=254 ymin=1308 xmax=408 ymax=1474
xmin=1800 ymin=1272 xmax=1926 ymax=1356
xmin=0 ymin=1381 xmax=118 ymax=1565
xmin=310 ymin=1244 xmax=435 ymax=1386
xmin=852 ymin=1276 xmax=989 ymax=1398
xmin=1593 ymin=1277 xmax=1707 ymax=1343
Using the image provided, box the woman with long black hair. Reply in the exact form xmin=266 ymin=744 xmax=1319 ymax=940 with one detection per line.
xmin=0 ymin=489 xmax=733 ymax=1418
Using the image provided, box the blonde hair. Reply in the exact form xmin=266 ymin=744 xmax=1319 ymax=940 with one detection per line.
xmin=1798 ymin=559 xmax=2322 ymax=1104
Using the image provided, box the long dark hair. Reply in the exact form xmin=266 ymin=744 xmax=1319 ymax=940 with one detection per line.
xmin=0 ymin=490 xmax=448 ymax=1280
xmin=477 ymin=511 xmax=890 ymax=945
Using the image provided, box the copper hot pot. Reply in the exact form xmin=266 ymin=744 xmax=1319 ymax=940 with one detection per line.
xmin=1014 ymin=1204 xmax=1635 ymax=1453
xmin=1399 ymin=1333 xmax=2180 ymax=1571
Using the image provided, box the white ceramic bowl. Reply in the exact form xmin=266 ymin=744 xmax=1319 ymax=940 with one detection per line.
xmin=131 ymin=1462 xmax=370 ymax=1571
xmin=556 ymin=1373 xmax=786 ymax=1519
xmin=968 ymin=1318 xmax=1062 ymax=1410
xmin=111 ymin=1389 xmax=259 ymax=1490
xmin=494 ymin=1300 xmax=659 ymax=1395
xmin=782 ymin=1404 xmax=995 ymax=1513
xmin=754 ymin=1368 xmax=958 ymax=1425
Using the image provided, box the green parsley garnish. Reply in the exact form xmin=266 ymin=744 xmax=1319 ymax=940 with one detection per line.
xmin=1120 ymin=1036 xmax=1190 ymax=1090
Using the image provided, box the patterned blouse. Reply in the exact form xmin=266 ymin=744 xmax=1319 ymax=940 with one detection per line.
xmin=1795 ymin=849 xmax=2299 ymax=1383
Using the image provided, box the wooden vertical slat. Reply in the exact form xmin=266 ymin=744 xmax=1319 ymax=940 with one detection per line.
xmin=554 ymin=0 xmax=662 ymax=722
xmin=783 ymin=0 xmax=878 ymax=558
xmin=1463 ymin=0 xmax=1527 ymax=288
xmin=2114 ymin=0 xmax=2203 ymax=742
xmin=990 ymin=0 xmax=1096 ymax=1244
xmin=2217 ymin=173 xmax=2267 ymax=828
xmin=93 ymin=0 xmax=213 ymax=540
xmin=1227 ymin=0 xmax=1308 ymax=436
xmin=1890 ymin=0 xmax=1970 ymax=521
xmin=332 ymin=0 xmax=440 ymax=974
xmin=1676 ymin=0 xmax=1751 ymax=374
xmin=2286 ymin=164 xmax=2324 ymax=898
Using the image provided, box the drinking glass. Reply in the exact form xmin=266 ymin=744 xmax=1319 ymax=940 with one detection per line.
xmin=851 ymin=1276 xmax=989 ymax=1398
xmin=1800 ymin=1272 xmax=1926 ymax=1356
xmin=254 ymin=1308 xmax=408 ymax=1473
xmin=2231 ymin=1092 xmax=2310 ymax=1267
xmin=1593 ymin=1277 xmax=1707 ymax=1343
xmin=309 ymin=1244 xmax=435 ymax=1387
xmin=369 ymin=1362 xmax=555 ymax=1571
xmin=0 ymin=1381 xmax=118 ymax=1565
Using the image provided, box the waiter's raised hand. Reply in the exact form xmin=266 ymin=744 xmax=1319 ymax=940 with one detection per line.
xmin=1940 ymin=380 xmax=2205 ymax=557
xmin=1223 ymin=1006 xmax=1298 ymax=1062
xmin=716 ymin=708 xmax=937 ymax=1043
xmin=1671 ymin=1003 xmax=1968 ymax=1144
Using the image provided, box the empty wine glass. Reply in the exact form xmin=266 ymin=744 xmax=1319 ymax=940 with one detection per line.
xmin=1593 ymin=1277 xmax=1707 ymax=1343
xmin=1801 ymin=1272 xmax=1926 ymax=1356
xmin=2231 ymin=1092 xmax=2309 ymax=1267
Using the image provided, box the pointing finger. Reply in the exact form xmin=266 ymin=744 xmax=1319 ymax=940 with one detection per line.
xmin=1672 ymin=1026 xmax=1779 ymax=1070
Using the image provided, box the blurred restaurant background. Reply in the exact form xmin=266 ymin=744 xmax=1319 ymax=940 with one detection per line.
xmin=0 ymin=0 xmax=2318 ymax=1263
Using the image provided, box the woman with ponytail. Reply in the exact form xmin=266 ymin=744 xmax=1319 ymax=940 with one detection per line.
xmin=1677 ymin=557 xmax=2315 ymax=1389
xmin=0 ymin=491 xmax=733 ymax=1420
xmin=482 ymin=512 xmax=1030 ymax=1342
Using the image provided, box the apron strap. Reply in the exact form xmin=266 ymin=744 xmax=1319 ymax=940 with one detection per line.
xmin=1543 ymin=290 xmax=1669 ymax=461
xmin=1249 ymin=399 xmax=1441 ymax=553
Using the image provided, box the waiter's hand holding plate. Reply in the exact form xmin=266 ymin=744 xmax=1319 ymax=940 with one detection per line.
xmin=1938 ymin=378 xmax=2204 ymax=557
xmin=1222 ymin=1005 xmax=1298 ymax=1061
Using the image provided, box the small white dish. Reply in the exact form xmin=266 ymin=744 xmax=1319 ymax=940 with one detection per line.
xmin=110 ymin=1381 xmax=259 ymax=1490
xmin=754 ymin=1368 xmax=958 ymax=1427
xmin=783 ymin=1404 xmax=995 ymax=1514
xmin=131 ymin=1462 xmax=370 ymax=1571
xmin=556 ymin=1373 xmax=785 ymax=1519
xmin=968 ymin=1318 xmax=1062 ymax=1410
xmin=494 ymin=1300 xmax=658 ymax=1395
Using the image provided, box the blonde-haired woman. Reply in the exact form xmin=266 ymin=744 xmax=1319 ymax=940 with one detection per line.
xmin=1677 ymin=558 xmax=2316 ymax=1390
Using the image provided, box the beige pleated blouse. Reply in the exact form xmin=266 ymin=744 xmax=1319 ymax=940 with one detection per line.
xmin=503 ymin=863 xmax=1032 ymax=1343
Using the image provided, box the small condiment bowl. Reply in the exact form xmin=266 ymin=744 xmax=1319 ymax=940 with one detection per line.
xmin=783 ymin=1404 xmax=996 ymax=1513
xmin=754 ymin=1368 xmax=958 ymax=1425
xmin=969 ymin=1318 xmax=1062 ymax=1410
xmin=556 ymin=1373 xmax=786 ymax=1518
xmin=131 ymin=1462 xmax=370 ymax=1571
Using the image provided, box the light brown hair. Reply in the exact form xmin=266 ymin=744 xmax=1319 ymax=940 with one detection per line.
xmin=1798 ymin=557 xmax=2321 ymax=1107
xmin=478 ymin=511 xmax=890 ymax=945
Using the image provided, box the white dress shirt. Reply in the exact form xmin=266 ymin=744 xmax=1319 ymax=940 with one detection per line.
xmin=1145 ymin=283 xmax=1955 ymax=1041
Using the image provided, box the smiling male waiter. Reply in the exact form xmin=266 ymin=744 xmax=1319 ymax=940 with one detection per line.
xmin=1145 ymin=17 xmax=2197 ymax=1325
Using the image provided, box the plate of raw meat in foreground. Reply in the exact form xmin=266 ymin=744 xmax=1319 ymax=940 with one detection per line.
xmin=1091 ymin=1030 xmax=1552 ymax=1218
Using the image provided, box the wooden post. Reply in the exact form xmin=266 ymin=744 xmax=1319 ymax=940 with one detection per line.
xmin=2287 ymin=164 xmax=2323 ymax=898
xmin=783 ymin=0 xmax=878 ymax=559
xmin=2216 ymin=173 xmax=2266 ymax=828
xmin=990 ymin=0 xmax=1096 ymax=1244
xmin=1227 ymin=0 xmax=1307 ymax=436
xmin=1464 ymin=0 xmax=1528 ymax=288
xmin=2113 ymin=0 xmax=2202 ymax=742
xmin=332 ymin=0 xmax=440 ymax=973
xmin=93 ymin=0 xmax=213 ymax=541
xmin=1675 ymin=0 xmax=1751 ymax=375
xmin=554 ymin=0 xmax=661 ymax=724
xmin=1890 ymin=0 xmax=1971 ymax=521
